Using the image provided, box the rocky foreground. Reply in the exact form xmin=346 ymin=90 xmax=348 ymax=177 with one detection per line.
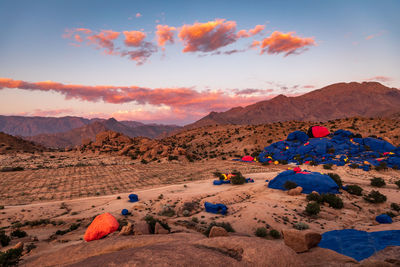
xmin=0 ymin=162 xmax=399 ymax=266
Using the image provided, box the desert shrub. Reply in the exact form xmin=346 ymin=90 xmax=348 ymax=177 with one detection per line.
xmin=158 ymin=205 xmax=175 ymax=217
xmin=386 ymin=211 xmax=396 ymax=218
xmin=0 ymin=166 xmax=24 ymax=172
xmin=0 ymin=231 xmax=11 ymax=247
xmin=322 ymin=194 xmax=343 ymax=209
xmin=395 ymin=180 xmax=400 ymax=188
xmin=168 ymin=155 xmax=178 ymax=161
xmin=140 ymin=159 xmax=148 ymax=164
xmin=182 ymin=210 xmax=190 ymax=217
xmin=278 ymin=160 xmax=288 ymax=165
xmin=391 ymin=203 xmax=400 ymax=212
xmin=55 ymin=223 xmax=80 ymax=235
xmin=293 ymin=222 xmax=309 ymax=230
xmin=255 ymin=227 xmax=268 ymax=237
xmin=323 ymin=164 xmax=333 ymax=170
xmin=364 ymin=190 xmax=387 ymax=203
xmin=144 ymin=215 xmax=170 ymax=234
xmin=204 ymin=222 xmax=235 ymax=236
xmin=183 ymin=202 xmax=198 ymax=212
xmin=26 ymin=243 xmax=37 ymax=253
xmin=0 ymin=206 xmax=4 ymax=210
xmin=284 ymin=181 xmax=297 ymax=190
xmin=370 ymin=177 xmax=386 ymax=187
xmin=309 ymin=160 xmax=318 ymax=166
xmin=306 ymin=193 xmax=322 ymax=203
xmin=305 ymin=202 xmax=320 ymax=215
xmin=269 ymin=229 xmax=281 ymax=239
xmin=327 ymin=173 xmax=342 ymax=188
xmin=375 ymin=162 xmax=388 ymax=171
xmin=346 ymin=185 xmax=363 ymax=196
xmin=0 ymin=247 xmax=23 ymax=266
xmin=191 ymin=217 xmax=199 ymax=223
xmin=10 ymin=229 xmax=27 ymax=238
xmin=230 ymin=171 xmax=246 ymax=185
xmin=350 ymin=163 xmax=359 ymax=169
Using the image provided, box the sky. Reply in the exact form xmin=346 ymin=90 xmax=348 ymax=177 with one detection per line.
xmin=0 ymin=0 xmax=399 ymax=125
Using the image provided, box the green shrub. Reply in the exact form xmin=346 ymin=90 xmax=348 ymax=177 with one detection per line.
xmin=204 ymin=222 xmax=235 ymax=236
xmin=191 ymin=217 xmax=199 ymax=223
xmin=391 ymin=203 xmax=400 ymax=212
xmin=0 ymin=247 xmax=23 ymax=266
xmin=305 ymin=202 xmax=320 ymax=215
xmin=364 ymin=190 xmax=387 ymax=203
xmin=0 ymin=231 xmax=11 ymax=247
xmin=293 ymin=222 xmax=309 ymax=230
xmin=328 ymin=173 xmax=342 ymax=188
xmin=0 ymin=205 xmax=4 ymax=210
xmin=346 ymin=185 xmax=363 ymax=196
xmin=323 ymin=164 xmax=333 ymax=170
xmin=322 ymin=194 xmax=343 ymax=209
xmin=140 ymin=159 xmax=148 ymax=164
xmin=269 ymin=229 xmax=281 ymax=239
xmin=168 ymin=155 xmax=178 ymax=161
xmin=144 ymin=215 xmax=170 ymax=234
xmin=230 ymin=171 xmax=246 ymax=185
xmin=394 ymin=180 xmax=400 ymax=188
xmin=10 ymin=229 xmax=27 ymax=238
xmin=370 ymin=177 xmax=386 ymax=187
xmin=306 ymin=193 xmax=322 ymax=203
xmin=255 ymin=227 xmax=268 ymax=237
xmin=159 ymin=205 xmax=176 ymax=217
xmin=0 ymin=166 xmax=24 ymax=172
xmin=386 ymin=211 xmax=396 ymax=218
xmin=284 ymin=181 xmax=297 ymax=190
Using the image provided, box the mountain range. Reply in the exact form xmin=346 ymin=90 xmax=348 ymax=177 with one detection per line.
xmin=1 ymin=81 xmax=399 ymax=148
xmin=185 ymin=81 xmax=400 ymax=129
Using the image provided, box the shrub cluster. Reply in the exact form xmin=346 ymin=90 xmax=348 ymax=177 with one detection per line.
xmin=346 ymin=185 xmax=363 ymax=196
xmin=10 ymin=229 xmax=27 ymax=238
xmin=364 ymin=190 xmax=387 ymax=203
xmin=370 ymin=177 xmax=386 ymax=187
xmin=230 ymin=171 xmax=246 ymax=185
xmin=328 ymin=173 xmax=342 ymax=188
xmin=305 ymin=202 xmax=320 ymax=215
xmin=255 ymin=227 xmax=267 ymax=237
xmin=284 ymin=181 xmax=297 ymax=190
xmin=322 ymin=194 xmax=344 ymax=209
xmin=293 ymin=222 xmax=309 ymax=230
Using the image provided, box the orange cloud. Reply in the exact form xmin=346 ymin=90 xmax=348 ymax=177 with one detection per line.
xmin=0 ymin=78 xmax=276 ymax=115
xmin=254 ymin=31 xmax=316 ymax=56
xmin=178 ymin=19 xmax=237 ymax=52
xmin=123 ymin=31 xmax=146 ymax=47
xmin=237 ymin=25 xmax=265 ymax=38
xmin=86 ymin=30 xmax=120 ymax=54
xmin=156 ymin=25 xmax=176 ymax=46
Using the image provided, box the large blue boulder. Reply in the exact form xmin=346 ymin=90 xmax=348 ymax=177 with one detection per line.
xmin=129 ymin=194 xmax=139 ymax=202
xmin=375 ymin=214 xmax=393 ymax=224
xmin=204 ymin=202 xmax=227 ymax=215
xmin=319 ymin=229 xmax=400 ymax=261
xmin=267 ymin=170 xmax=340 ymax=194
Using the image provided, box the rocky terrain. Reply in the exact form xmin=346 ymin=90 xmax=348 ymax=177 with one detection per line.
xmin=185 ymin=82 xmax=400 ymax=129
xmin=0 ymin=163 xmax=399 ymax=266
xmin=0 ymin=132 xmax=46 ymax=154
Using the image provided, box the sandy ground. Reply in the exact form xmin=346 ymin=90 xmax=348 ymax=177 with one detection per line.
xmin=0 ymin=160 xmax=399 ymax=264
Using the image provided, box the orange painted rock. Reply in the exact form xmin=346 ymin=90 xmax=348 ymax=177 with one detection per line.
xmin=84 ymin=213 xmax=119 ymax=242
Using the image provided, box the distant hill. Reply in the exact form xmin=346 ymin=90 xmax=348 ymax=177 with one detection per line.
xmin=185 ymin=82 xmax=400 ymax=129
xmin=0 ymin=131 xmax=46 ymax=154
xmin=25 ymin=118 xmax=181 ymax=148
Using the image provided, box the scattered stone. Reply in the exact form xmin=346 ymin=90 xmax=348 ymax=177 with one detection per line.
xmin=288 ymin=186 xmax=303 ymax=196
xmin=282 ymin=229 xmax=321 ymax=253
xmin=208 ymin=226 xmax=228 ymax=238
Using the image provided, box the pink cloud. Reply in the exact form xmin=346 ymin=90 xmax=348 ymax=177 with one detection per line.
xmin=237 ymin=25 xmax=265 ymax=38
xmin=136 ymin=13 xmax=142 ymax=18
xmin=364 ymin=76 xmax=393 ymax=83
xmin=123 ymin=31 xmax=146 ymax=47
xmin=156 ymin=25 xmax=176 ymax=47
xmin=17 ymin=108 xmax=74 ymax=117
xmin=86 ymin=30 xmax=120 ymax=54
xmin=254 ymin=31 xmax=316 ymax=56
xmin=178 ymin=19 xmax=238 ymax=52
xmin=0 ymin=77 xmax=277 ymax=116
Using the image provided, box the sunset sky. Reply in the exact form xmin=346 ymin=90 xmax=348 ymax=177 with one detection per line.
xmin=0 ymin=0 xmax=399 ymax=125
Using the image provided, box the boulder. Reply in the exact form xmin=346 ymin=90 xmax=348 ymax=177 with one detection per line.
xmin=119 ymin=222 xmax=133 ymax=236
xmin=154 ymin=222 xmax=169 ymax=234
xmin=134 ymin=221 xmax=151 ymax=235
xmin=288 ymin=186 xmax=303 ymax=196
xmin=282 ymin=229 xmax=322 ymax=253
xmin=208 ymin=226 xmax=228 ymax=238
xmin=300 ymin=247 xmax=358 ymax=266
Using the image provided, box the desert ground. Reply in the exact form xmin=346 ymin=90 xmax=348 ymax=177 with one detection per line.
xmin=0 ymin=152 xmax=399 ymax=266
